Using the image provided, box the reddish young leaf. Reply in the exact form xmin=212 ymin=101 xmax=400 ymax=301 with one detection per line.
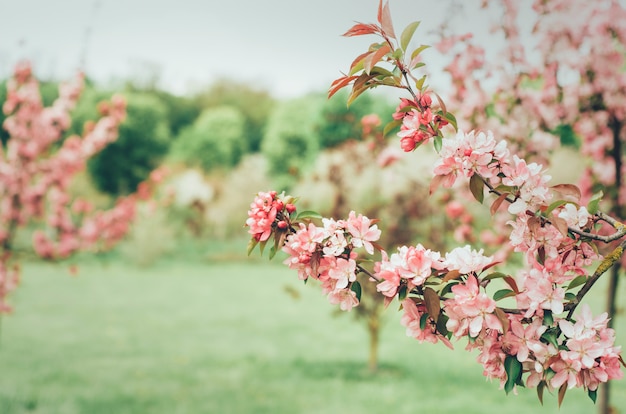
xmin=503 ymin=275 xmax=520 ymax=293
xmin=527 ymin=216 xmax=542 ymax=236
xmin=363 ymin=44 xmax=391 ymax=74
xmin=494 ymin=307 xmax=510 ymax=333
xmin=551 ymin=214 xmax=569 ymax=238
xmin=429 ymin=174 xmax=446 ymax=195
xmin=442 ymin=269 xmax=461 ymax=283
xmin=469 ymin=173 xmax=485 ymax=203
xmin=490 ymin=192 xmax=509 ymax=216
xmin=558 ymin=383 xmax=567 ymax=407
xmin=342 ymin=23 xmax=379 ymax=37
xmin=347 ymin=78 xmax=375 ymax=106
xmin=349 ymin=50 xmax=373 ymax=75
xmin=434 ymin=92 xmax=447 ymax=115
xmin=551 ymin=183 xmax=582 ymax=202
xmin=328 ymin=75 xmax=359 ymax=99
xmin=423 ymin=286 xmax=440 ymax=322
xmin=377 ymin=0 xmax=396 ymax=38
xmin=481 ymin=260 xmax=503 ymax=272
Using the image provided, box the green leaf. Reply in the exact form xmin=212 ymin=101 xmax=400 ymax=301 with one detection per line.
xmin=541 ymin=328 xmax=559 ymax=348
xmin=588 ymin=388 xmax=597 ymax=404
xmin=444 ymin=111 xmax=457 ymax=131
xmin=295 ymin=210 xmax=322 ymax=221
xmin=567 ymin=275 xmax=587 ymax=290
xmin=400 ymin=21 xmax=420 ymax=51
xmin=554 ymin=124 xmax=579 ymax=148
xmin=350 ymin=281 xmax=362 ymax=301
xmin=398 ymin=284 xmax=408 ymax=301
xmin=370 ymin=65 xmax=395 ymax=78
xmin=269 ymin=244 xmax=277 ymax=260
xmin=564 ymin=292 xmax=576 ymax=301
xmin=433 ymin=135 xmax=442 ymax=153
xmin=258 ymin=239 xmax=268 ymax=256
xmin=247 ymin=238 xmax=259 ymax=256
xmin=544 ymin=199 xmax=569 ymax=216
xmin=419 ymin=312 xmax=429 ymax=331
xmin=493 ymin=289 xmax=515 ymax=301
xmin=436 ymin=313 xmax=449 ymax=335
xmin=587 ymin=191 xmax=604 ymax=215
xmin=504 ymin=355 xmax=522 ymax=395
xmin=543 ymin=309 xmax=554 ymax=326
xmin=483 ymin=272 xmax=507 ymax=281
xmin=410 ymin=44 xmax=430 ymax=61
xmin=537 ymin=381 xmax=545 ymax=405
xmin=383 ymin=119 xmax=402 ymax=137
xmin=469 ymin=174 xmax=485 ymax=204
xmin=415 ymin=74 xmax=427 ymax=91
xmin=440 ymin=281 xmax=458 ymax=296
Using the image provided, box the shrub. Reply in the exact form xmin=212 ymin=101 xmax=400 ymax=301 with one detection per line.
xmin=260 ymin=95 xmax=324 ymax=188
xmin=170 ymin=106 xmax=247 ymax=172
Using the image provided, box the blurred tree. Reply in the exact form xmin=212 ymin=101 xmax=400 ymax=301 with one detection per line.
xmin=261 ymin=94 xmax=324 ymax=188
xmin=0 ymin=62 xmax=162 ymax=313
xmin=123 ymin=82 xmax=201 ymax=138
xmin=194 ymin=79 xmax=275 ymax=152
xmin=315 ymin=89 xmax=395 ymax=148
xmin=170 ymin=105 xmax=247 ymax=172
xmin=72 ymin=90 xmax=170 ymax=195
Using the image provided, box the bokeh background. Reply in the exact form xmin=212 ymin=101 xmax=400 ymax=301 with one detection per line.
xmin=0 ymin=1 xmax=625 ymax=413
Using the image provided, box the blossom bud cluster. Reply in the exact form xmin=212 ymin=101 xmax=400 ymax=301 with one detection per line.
xmin=394 ymin=95 xmax=449 ymax=152
xmin=245 ymin=191 xmax=295 ymax=242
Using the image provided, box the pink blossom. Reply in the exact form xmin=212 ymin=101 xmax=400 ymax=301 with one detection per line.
xmin=444 ymin=245 xmax=493 ymax=275
xmin=328 ymin=257 xmax=357 ymax=289
xmin=401 ymin=298 xmax=453 ymax=348
xmin=557 ymin=204 xmax=591 ymax=229
xmin=346 ymin=211 xmax=381 ymax=254
xmin=502 ymin=317 xmax=547 ymax=363
xmin=327 ymin=288 xmax=359 ymax=311
xmin=551 ymin=353 xmax=583 ymax=389
xmin=445 ymin=275 xmax=501 ymax=337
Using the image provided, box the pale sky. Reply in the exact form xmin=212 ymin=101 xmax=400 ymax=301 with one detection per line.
xmin=0 ymin=0 xmax=507 ymax=98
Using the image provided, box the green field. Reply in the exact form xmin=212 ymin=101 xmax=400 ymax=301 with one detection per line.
xmin=0 ymin=257 xmax=624 ymax=414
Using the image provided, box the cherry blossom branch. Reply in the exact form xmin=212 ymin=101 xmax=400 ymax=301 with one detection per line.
xmin=479 ymin=174 xmax=626 ymax=243
xmin=567 ymin=238 xmax=626 ymax=320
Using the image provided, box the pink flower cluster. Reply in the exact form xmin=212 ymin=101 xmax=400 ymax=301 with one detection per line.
xmin=282 ymin=211 xmax=381 ymax=311
xmin=246 ymin=191 xmax=296 ymax=242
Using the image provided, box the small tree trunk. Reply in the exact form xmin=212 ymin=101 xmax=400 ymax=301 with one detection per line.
xmin=599 ymin=264 xmax=620 ymax=414
xmin=367 ymin=313 xmax=380 ymax=372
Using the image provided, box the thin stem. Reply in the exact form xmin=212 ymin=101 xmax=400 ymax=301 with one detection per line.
xmin=566 ymin=238 xmax=626 ymax=319
xmin=479 ymin=174 xmax=626 ymax=243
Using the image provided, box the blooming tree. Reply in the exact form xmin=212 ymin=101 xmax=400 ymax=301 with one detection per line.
xmin=0 ymin=61 xmax=162 ymax=313
xmin=434 ymin=2 xmax=626 ymax=411
xmin=246 ymin=1 xmax=626 ymax=407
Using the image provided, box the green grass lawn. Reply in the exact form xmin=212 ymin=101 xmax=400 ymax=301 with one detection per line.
xmin=0 ymin=257 xmax=624 ymax=413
